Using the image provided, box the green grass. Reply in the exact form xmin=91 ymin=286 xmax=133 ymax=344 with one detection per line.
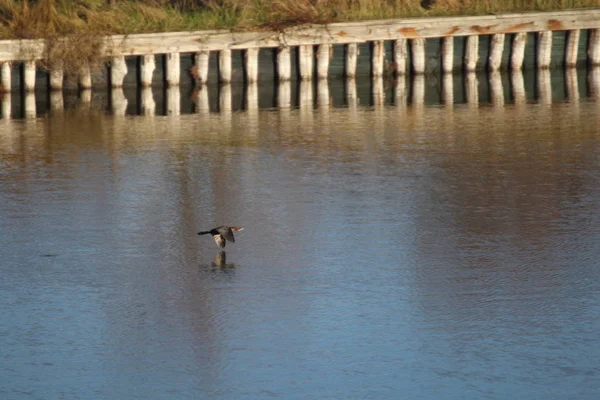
xmin=0 ymin=0 xmax=598 ymax=39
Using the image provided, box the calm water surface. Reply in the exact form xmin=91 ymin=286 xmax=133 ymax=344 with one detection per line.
xmin=1 ymin=99 xmax=600 ymax=399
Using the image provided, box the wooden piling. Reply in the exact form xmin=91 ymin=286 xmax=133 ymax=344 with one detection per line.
xmin=140 ymin=54 xmax=155 ymax=87
xmin=49 ymin=63 xmax=64 ymax=91
xmin=79 ymin=66 xmax=92 ymax=90
xmin=537 ymin=31 xmax=552 ymax=69
xmin=317 ymin=44 xmax=331 ymax=80
xmin=345 ymin=43 xmax=359 ymax=79
xmin=277 ymin=47 xmax=292 ymax=81
xmin=589 ymin=29 xmax=600 ymax=66
xmin=464 ymin=36 xmax=479 ymax=72
xmin=411 ymin=38 xmax=426 ymax=75
xmin=489 ymin=34 xmax=505 ymax=72
xmin=511 ymin=32 xmax=527 ymax=71
xmin=165 ymin=53 xmax=181 ymax=86
xmin=371 ymin=40 xmax=384 ymax=77
xmin=565 ymin=30 xmax=580 ymax=68
xmin=110 ymin=56 xmax=127 ymax=88
xmin=441 ymin=37 xmax=453 ymax=74
xmin=0 ymin=62 xmax=11 ymax=92
xmin=194 ymin=51 xmax=210 ymax=85
xmin=244 ymin=48 xmax=259 ymax=83
xmin=394 ymin=39 xmax=408 ymax=76
xmin=299 ymin=45 xmax=314 ymax=81
xmin=218 ymin=49 xmax=232 ymax=84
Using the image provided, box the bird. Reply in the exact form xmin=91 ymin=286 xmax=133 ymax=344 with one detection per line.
xmin=197 ymin=226 xmax=244 ymax=249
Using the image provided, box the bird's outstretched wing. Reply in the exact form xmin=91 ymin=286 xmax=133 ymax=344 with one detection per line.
xmin=217 ymin=227 xmax=236 ymax=243
xmin=213 ymin=234 xmax=226 ymax=248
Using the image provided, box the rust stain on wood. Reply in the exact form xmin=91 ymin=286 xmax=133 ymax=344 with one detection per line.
xmin=337 ymin=31 xmax=347 ymax=37
xmin=547 ymin=19 xmax=564 ymax=30
xmin=505 ymin=22 xmax=535 ymax=32
xmin=444 ymin=27 xmax=461 ymax=36
xmin=470 ymin=25 xmax=495 ymax=34
xmin=396 ymin=27 xmax=420 ymax=38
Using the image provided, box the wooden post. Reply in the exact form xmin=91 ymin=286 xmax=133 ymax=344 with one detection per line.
xmin=589 ymin=29 xmax=600 ymax=66
xmin=79 ymin=65 xmax=92 ymax=90
xmin=0 ymin=62 xmax=11 ymax=92
xmin=345 ymin=43 xmax=359 ymax=79
xmin=244 ymin=48 xmax=259 ymax=84
xmin=277 ymin=47 xmax=292 ymax=81
xmin=537 ymin=31 xmax=552 ymax=69
xmin=218 ymin=49 xmax=232 ymax=83
xmin=441 ymin=37 xmax=453 ymax=74
xmin=489 ymin=34 xmax=505 ymax=72
xmin=110 ymin=56 xmax=127 ymax=88
xmin=411 ymin=38 xmax=426 ymax=74
xmin=565 ymin=30 xmax=580 ymax=68
xmin=317 ymin=44 xmax=331 ymax=80
xmin=298 ymin=45 xmax=314 ymax=81
xmin=23 ymin=60 xmax=36 ymax=92
xmin=511 ymin=32 xmax=527 ymax=71
xmin=165 ymin=52 xmax=180 ymax=86
xmin=394 ymin=39 xmax=408 ymax=76
xmin=371 ymin=40 xmax=384 ymax=77
xmin=49 ymin=62 xmax=63 ymax=90
xmin=194 ymin=51 xmax=210 ymax=85
xmin=464 ymin=36 xmax=479 ymax=72
xmin=140 ymin=54 xmax=155 ymax=87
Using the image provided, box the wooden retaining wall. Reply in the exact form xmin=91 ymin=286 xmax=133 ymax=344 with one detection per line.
xmin=0 ymin=9 xmax=600 ymax=91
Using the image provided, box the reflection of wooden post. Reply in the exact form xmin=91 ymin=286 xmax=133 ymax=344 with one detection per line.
xmin=412 ymin=75 xmax=425 ymax=108
xmin=23 ymin=60 xmax=36 ymax=91
xmin=140 ymin=86 xmax=155 ymax=116
xmin=442 ymin=73 xmax=453 ymax=106
xmin=299 ymin=80 xmax=313 ymax=108
xmin=510 ymin=71 xmax=525 ymax=106
xmin=372 ymin=76 xmax=384 ymax=106
xmin=166 ymin=86 xmax=180 ymax=116
xmin=50 ymin=90 xmax=63 ymax=112
xmin=489 ymin=71 xmax=504 ymax=106
xmin=218 ymin=49 xmax=231 ymax=84
xmin=371 ymin=40 xmax=384 ymax=77
xmin=317 ymin=44 xmax=331 ymax=80
xmin=277 ymin=80 xmax=291 ymax=109
xmin=565 ymin=68 xmax=579 ymax=103
xmin=565 ymin=30 xmax=580 ymax=68
xmin=411 ymin=38 xmax=426 ymax=74
xmin=395 ymin=75 xmax=406 ymax=109
xmin=193 ymin=85 xmax=209 ymax=115
xmin=537 ymin=31 xmax=552 ymax=69
xmin=589 ymin=29 xmax=600 ymax=66
xmin=317 ymin=79 xmax=330 ymax=109
xmin=244 ymin=48 xmax=259 ymax=84
xmin=394 ymin=39 xmax=407 ymax=76
xmin=298 ymin=45 xmax=314 ymax=81
xmin=110 ymin=87 xmax=127 ymax=116
xmin=1 ymin=91 xmax=10 ymax=119
xmin=24 ymin=92 xmax=36 ymax=118
xmin=0 ymin=62 xmax=11 ymax=92
xmin=140 ymin=54 xmax=155 ymax=87
xmin=464 ymin=36 xmax=479 ymax=72
xmin=511 ymin=32 xmax=527 ymax=71
xmin=194 ymin=51 xmax=210 ymax=85
xmin=489 ymin=34 xmax=505 ymax=72
xmin=110 ymin=56 xmax=127 ymax=88
xmin=345 ymin=43 xmax=359 ymax=79
xmin=465 ymin=72 xmax=478 ymax=106
xmin=589 ymin=67 xmax=600 ymax=98
xmin=441 ymin=37 xmax=453 ymax=74
xmin=277 ymin=47 xmax=291 ymax=81
xmin=346 ymin=78 xmax=357 ymax=108
xmin=537 ymin=69 xmax=551 ymax=105
xmin=246 ymin=82 xmax=259 ymax=112
xmin=49 ymin=62 xmax=64 ymax=90
xmin=219 ymin=83 xmax=231 ymax=113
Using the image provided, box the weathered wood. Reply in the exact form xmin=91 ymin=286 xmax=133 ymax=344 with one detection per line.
xmin=166 ymin=52 xmax=181 ymax=86
xmin=441 ymin=37 xmax=453 ymax=73
xmin=345 ymin=43 xmax=359 ymax=78
xmin=464 ymin=36 xmax=479 ymax=72
xmin=394 ymin=39 xmax=407 ymax=75
xmin=565 ymin=30 xmax=580 ymax=68
xmin=589 ymin=29 xmax=600 ymax=66
xmin=537 ymin=31 xmax=552 ymax=69
xmin=23 ymin=60 xmax=36 ymax=91
xmin=0 ymin=62 xmax=11 ymax=92
xmin=140 ymin=54 xmax=155 ymax=87
xmin=218 ymin=49 xmax=232 ymax=83
xmin=110 ymin=56 xmax=127 ymax=88
xmin=244 ymin=48 xmax=259 ymax=83
xmin=488 ymin=34 xmax=505 ymax=71
xmin=49 ymin=63 xmax=64 ymax=90
xmin=277 ymin=46 xmax=292 ymax=81
xmin=511 ymin=32 xmax=527 ymax=71
xmin=193 ymin=51 xmax=210 ymax=84
xmin=317 ymin=44 xmax=331 ymax=80
xmin=411 ymin=38 xmax=426 ymax=74
xmin=371 ymin=40 xmax=384 ymax=77
xmin=79 ymin=66 xmax=92 ymax=89
xmin=298 ymin=45 xmax=314 ymax=81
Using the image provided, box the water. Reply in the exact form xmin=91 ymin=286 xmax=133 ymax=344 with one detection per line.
xmin=1 ymin=78 xmax=600 ymax=399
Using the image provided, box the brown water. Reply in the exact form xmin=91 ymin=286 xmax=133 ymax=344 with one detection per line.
xmin=1 ymin=95 xmax=600 ymax=399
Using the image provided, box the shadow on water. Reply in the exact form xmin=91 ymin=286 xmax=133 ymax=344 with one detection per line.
xmin=1 ymin=66 xmax=599 ymax=119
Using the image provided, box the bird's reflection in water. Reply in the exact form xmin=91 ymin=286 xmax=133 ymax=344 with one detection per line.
xmin=210 ymin=251 xmax=236 ymax=271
